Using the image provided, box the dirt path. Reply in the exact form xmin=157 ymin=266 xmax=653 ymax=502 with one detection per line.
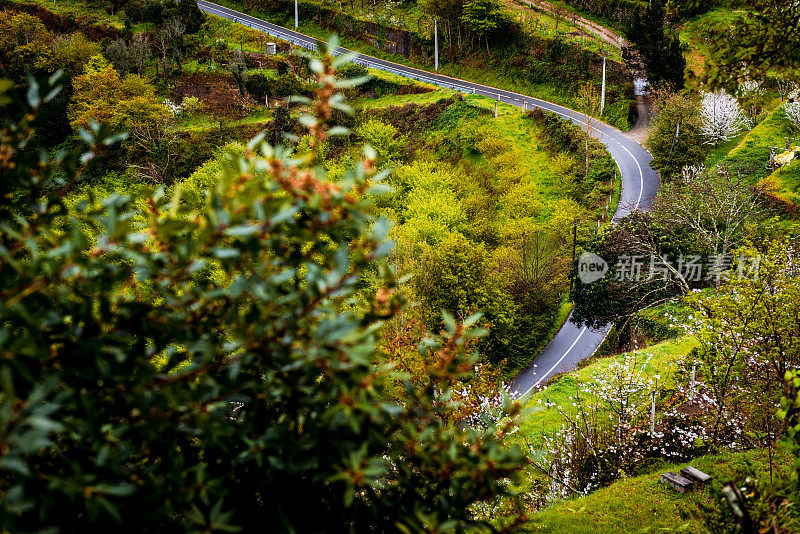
xmin=502 ymin=0 xmax=626 ymax=48
xmin=625 ymin=94 xmax=652 ymax=143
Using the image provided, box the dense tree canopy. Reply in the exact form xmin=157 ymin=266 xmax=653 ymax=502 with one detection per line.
xmin=626 ymin=0 xmax=686 ymax=89
xmin=704 ymin=0 xmax=800 ymax=89
xmin=646 ymin=89 xmax=707 ymax=181
xmin=460 ymin=0 xmax=513 ymax=53
xmin=68 ymin=54 xmax=168 ymax=131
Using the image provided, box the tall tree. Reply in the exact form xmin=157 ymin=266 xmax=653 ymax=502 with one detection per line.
xmin=699 ymin=89 xmax=749 ymax=146
xmin=460 ymin=0 xmax=511 ymax=53
xmin=646 ymin=88 xmax=707 ymax=181
xmin=626 ymin=0 xmax=686 ymax=89
xmin=414 ymin=232 xmax=517 ymax=362
xmin=177 ymin=0 xmax=205 ymax=33
xmin=576 ymin=82 xmax=601 ymax=176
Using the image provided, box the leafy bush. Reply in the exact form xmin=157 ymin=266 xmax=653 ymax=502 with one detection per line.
xmin=355 ymin=119 xmax=407 ymax=163
xmin=0 ymin=41 xmax=525 ymax=533
xmin=274 ymin=72 xmax=304 ymax=98
xmin=337 ymin=62 xmax=368 ymax=80
xmin=180 ymin=95 xmax=204 ymax=113
xmin=244 ymin=72 xmax=274 ymax=98
xmin=414 ymin=233 xmax=518 ymax=363
xmin=646 ymin=89 xmax=707 ymax=181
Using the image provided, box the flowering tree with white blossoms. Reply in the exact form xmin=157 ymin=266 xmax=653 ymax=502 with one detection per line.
xmin=454 ymin=364 xmax=520 ymax=430
xmin=737 ymin=80 xmax=766 ymax=125
xmin=528 ymin=353 xmax=709 ymax=499
xmin=785 ymin=90 xmax=800 ymax=129
xmin=700 ymin=89 xmax=749 ymax=145
xmin=684 ymin=240 xmax=800 ymax=449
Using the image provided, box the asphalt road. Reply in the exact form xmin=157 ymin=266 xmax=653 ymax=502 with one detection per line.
xmin=195 ymin=0 xmax=661 ymax=397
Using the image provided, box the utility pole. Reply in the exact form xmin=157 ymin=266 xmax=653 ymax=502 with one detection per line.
xmin=569 ymin=220 xmax=577 ymax=295
xmin=295 ymin=0 xmax=298 ymax=29
xmin=434 ymin=18 xmax=439 ymax=71
xmin=600 ymin=54 xmax=606 ymax=116
xmin=650 ymin=391 xmax=656 ymax=436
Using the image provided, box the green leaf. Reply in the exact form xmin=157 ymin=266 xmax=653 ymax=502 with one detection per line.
xmin=442 ymin=310 xmax=456 ymax=334
xmin=224 ymin=225 xmax=259 ymax=238
xmin=211 ymin=248 xmax=240 ymax=259
xmin=26 ymin=76 xmax=40 ymax=108
xmin=366 ymin=183 xmax=394 ymax=196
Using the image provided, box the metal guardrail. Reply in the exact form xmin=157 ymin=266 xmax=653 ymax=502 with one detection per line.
xmin=200 ymin=2 xmax=591 ymax=120
xmin=199 ymin=3 xmax=508 ymax=102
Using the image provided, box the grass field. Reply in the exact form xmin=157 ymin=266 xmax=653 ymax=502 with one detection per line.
xmin=172 ymin=107 xmax=273 ymax=131
xmin=514 ymin=336 xmax=697 ymax=446
xmin=523 ymin=446 xmax=789 ymax=533
xmin=767 ymin=158 xmax=800 ymax=205
xmin=719 ymin=105 xmax=796 ymax=194
xmin=27 ymin=0 xmax=125 ymax=26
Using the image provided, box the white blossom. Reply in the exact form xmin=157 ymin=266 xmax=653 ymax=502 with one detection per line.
xmin=681 ymin=164 xmax=705 ymax=183
xmin=700 ymin=90 xmax=749 ymax=145
xmin=738 ymin=80 xmax=762 ymax=97
xmin=163 ymin=98 xmax=183 ymax=116
xmin=785 ymin=90 xmax=800 ymax=129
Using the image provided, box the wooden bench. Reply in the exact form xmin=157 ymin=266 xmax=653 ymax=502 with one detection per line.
xmin=660 ymin=471 xmax=694 ymax=493
xmin=680 ymin=466 xmax=712 ymax=486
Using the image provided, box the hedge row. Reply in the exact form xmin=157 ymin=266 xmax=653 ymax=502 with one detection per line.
xmin=558 ymin=0 xmax=646 ymax=31
xmin=0 ymin=0 xmax=124 ymax=41
xmin=242 ymin=0 xmax=421 ymax=56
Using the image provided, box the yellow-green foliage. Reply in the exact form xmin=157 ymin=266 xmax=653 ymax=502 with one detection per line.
xmin=176 ymin=142 xmax=247 ymax=208
xmin=355 ymin=119 xmax=407 ymax=163
xmin=0 ymin=12 xmax=99 ymax=80
xmin=413 ymin=232 xmax=518 ymax=351
xmin=390 ymin=161 xmax=468 ymax=247
xmin=0 ymin=12 xmax=52 ymax=58
xmin=502 ymin=182 xmax=542 ymax=219
xmin=52 ymin=32 xmax=101 ymax=78
xmin=69 ymin=55 xmax=168 ymax=131
xmin=60 ymin=172 xmax=152 ymax=244
xmin=204 ymin=14 xmax=269 ymax=52
xmin=59 ymin=144 xmax=246 ymax=273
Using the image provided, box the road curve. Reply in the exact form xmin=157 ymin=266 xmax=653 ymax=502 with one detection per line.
xmin=195 ymin=0 xmax=660 ymax=397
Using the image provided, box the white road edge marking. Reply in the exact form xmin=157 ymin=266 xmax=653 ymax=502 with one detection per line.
xmin=532 ymin=326 xmax=587 ymax=388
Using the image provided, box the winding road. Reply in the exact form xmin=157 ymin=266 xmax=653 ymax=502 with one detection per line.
xmin=195 ymin=0 xmax=661 ymax=397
